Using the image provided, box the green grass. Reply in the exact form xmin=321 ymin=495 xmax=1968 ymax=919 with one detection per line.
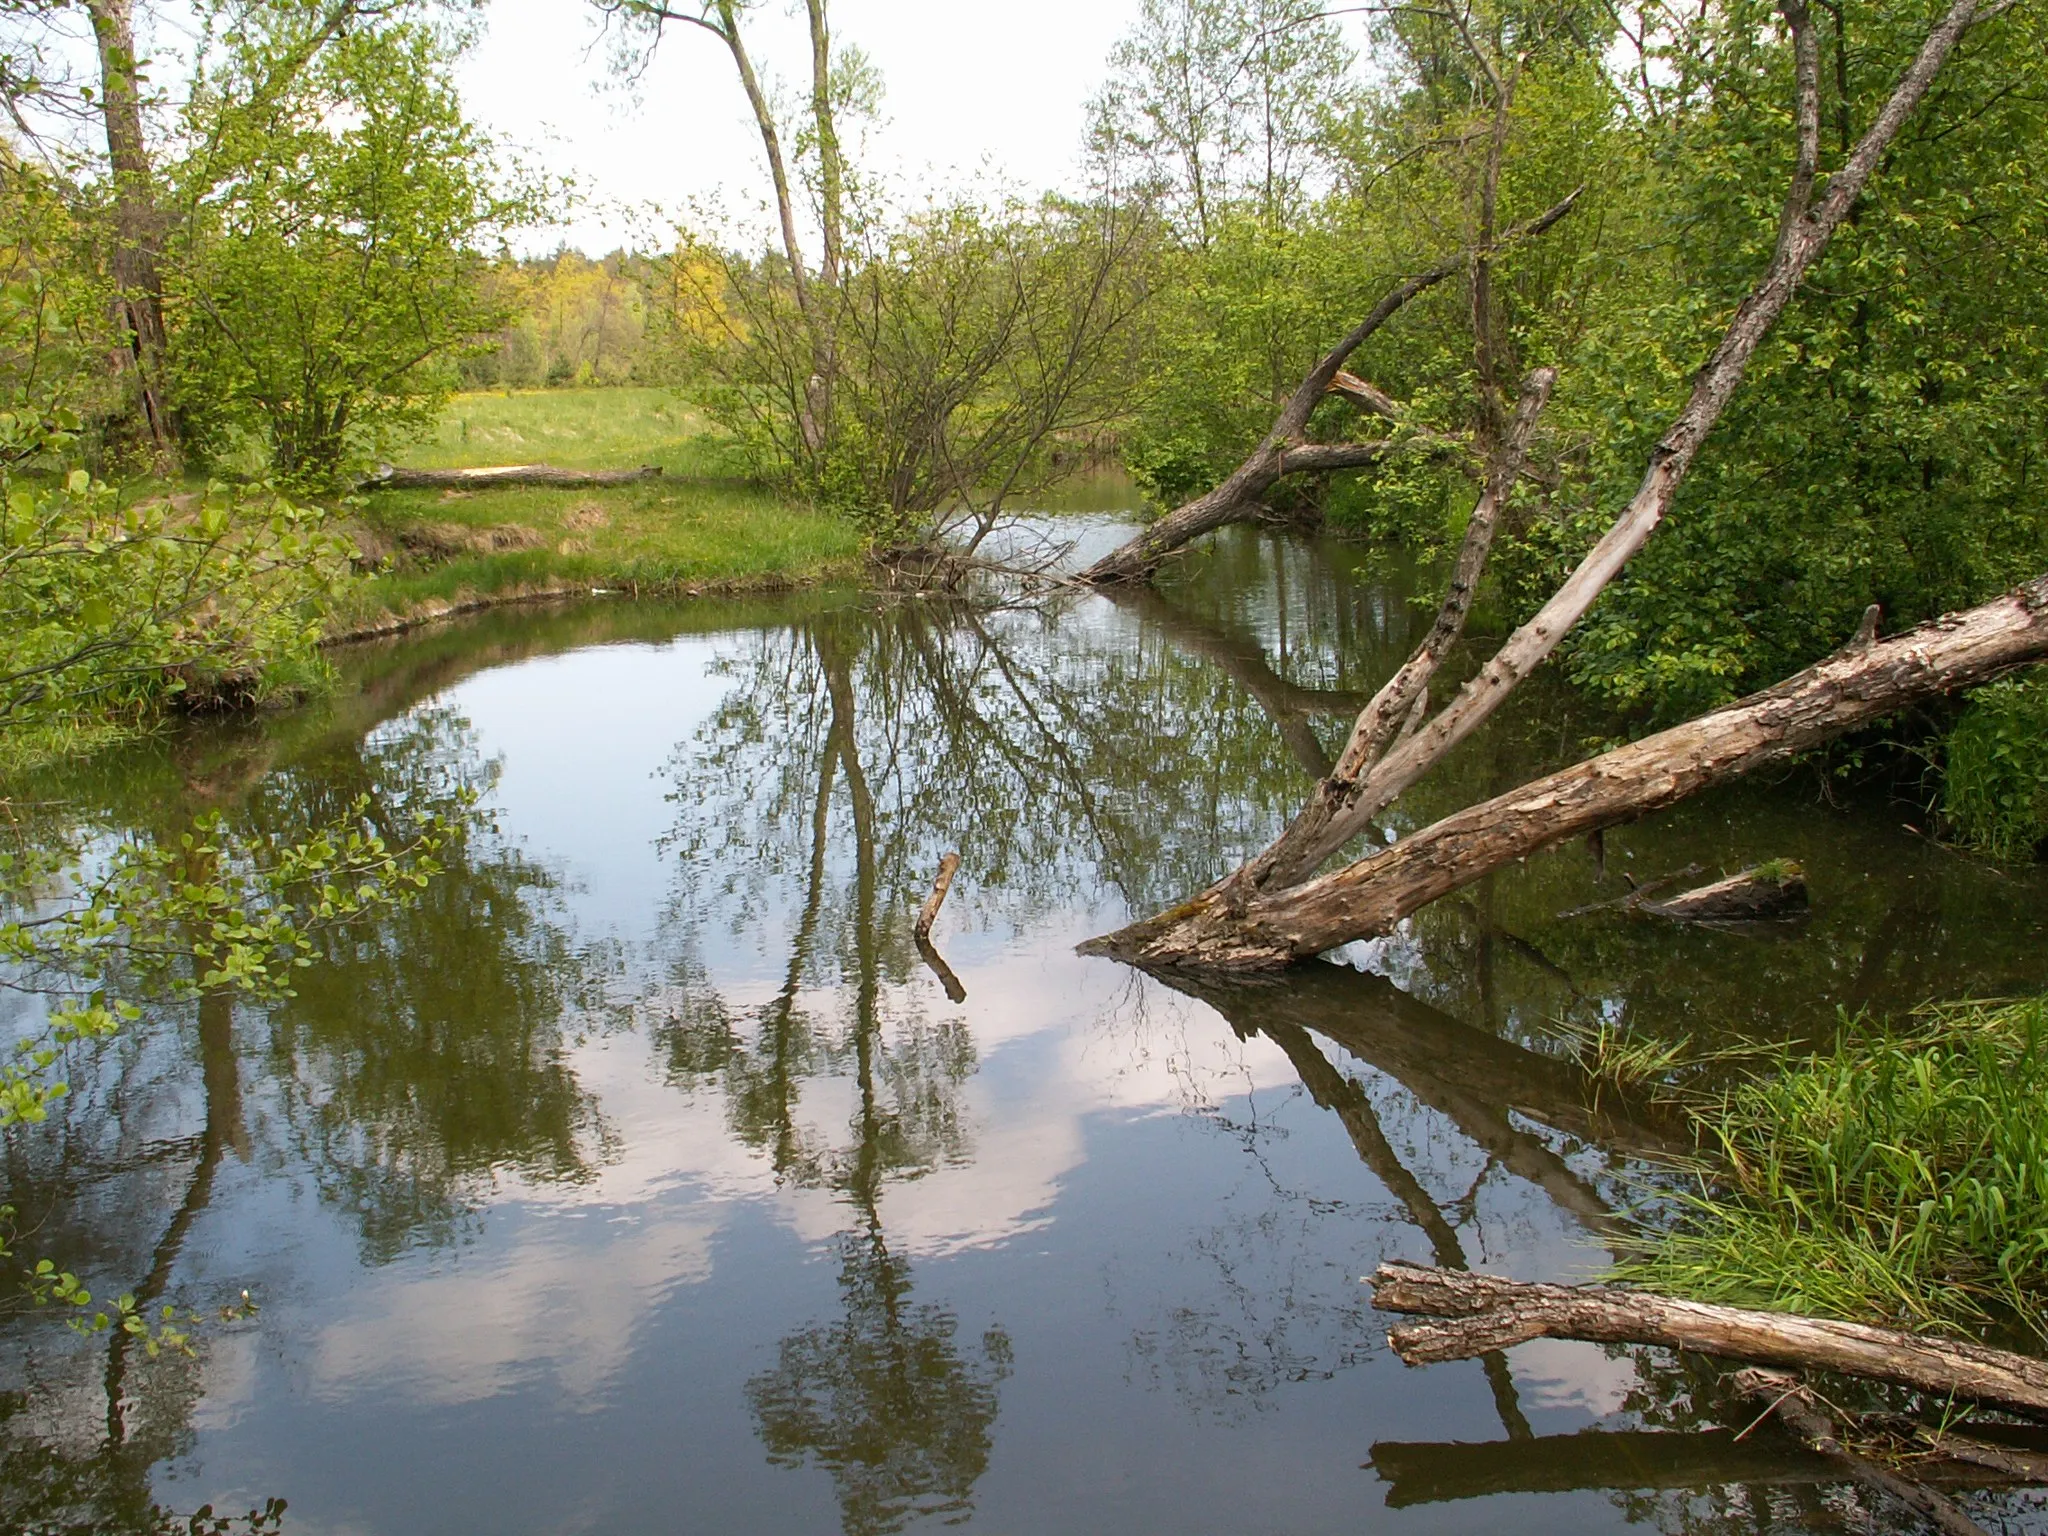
xmin=336 ymin=387 xmax=861 ymax=630
xmin=1620 ymin=995 xmax=2048 ymax=1340
xmin=402 ymin=386 xmax=711 ymax=473
xmin=1944 ymin=671 xmax=2048 ymax=862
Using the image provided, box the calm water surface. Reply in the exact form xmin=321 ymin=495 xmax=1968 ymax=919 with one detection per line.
xmin=7 ymin=521 xmax=2048 ymax=1534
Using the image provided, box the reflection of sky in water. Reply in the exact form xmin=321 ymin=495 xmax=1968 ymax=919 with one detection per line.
xmin=10 ymin=536 xmax=2048 ymax=1536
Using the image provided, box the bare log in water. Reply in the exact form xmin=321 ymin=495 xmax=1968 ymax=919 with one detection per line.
xmin=1369 ymin=1263 xmax=2048 ymax=1420
xmin=362 ymin=463 xmax=664 ymax=490
xmin=1734 ymin=1368 xmax=1993 ymax=1536
xmin=1085 ymin=575 xmax=2048 ymax=967
xmin=915 ymin=852 xmax=962 ymax=939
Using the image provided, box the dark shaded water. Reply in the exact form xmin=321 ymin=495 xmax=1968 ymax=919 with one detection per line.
xmin=6 ymin=520 xmax=2048 ymax=1535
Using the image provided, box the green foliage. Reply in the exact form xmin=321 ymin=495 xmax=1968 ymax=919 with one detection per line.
xmin=1624 ymin=997 xmax=2048 ymax=1336
xmin=167 ymin=24 xmax=540 ymax=484
xmin=681 ymin=196 xmax=1158 ymax=544
xmin=1943 ymin=672 xmax=2048 ymax=861
xmin=0 ymin=410 xmax=349 ymax=767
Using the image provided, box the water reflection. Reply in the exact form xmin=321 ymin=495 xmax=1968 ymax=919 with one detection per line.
xmin=3 ymin=526 xmax=2046 ymax=1534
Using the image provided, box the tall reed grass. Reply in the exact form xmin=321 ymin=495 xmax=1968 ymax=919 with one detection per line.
xmin=1621 ymin=996 xmax=2048 ymax=1339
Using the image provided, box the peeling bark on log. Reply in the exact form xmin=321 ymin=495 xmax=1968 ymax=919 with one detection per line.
xmin=1735 ymin=1368 xmax=1994 ymax=1536
xmin=1370 ymin=1263 xmax=2048 ymax=1421
xmin=363 ymin=464 xmax=664 ymax=490
xmin=1082 ymin=575 xmax=2048 ymax=968
xmin=1077 ymin=191 xmax=1581 ymax=587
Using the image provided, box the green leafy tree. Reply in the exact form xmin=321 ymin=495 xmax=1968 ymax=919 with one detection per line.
xmin=166 ymin=23 xmax=539 ymax=483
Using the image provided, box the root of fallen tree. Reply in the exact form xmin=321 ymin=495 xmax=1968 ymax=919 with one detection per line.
xmin=361 ymin=463 xmax=663 ymax=490
xmin=1369 ymin=1263 xmax=2048 ymax=1420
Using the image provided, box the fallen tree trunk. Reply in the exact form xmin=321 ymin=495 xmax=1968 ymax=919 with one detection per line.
xmin=1077 ymin=192 xmax=1581 ymax=587
xmin=1076 ymin=0 xmax=2013 ymax=971
xmin=1370 ymin=1263 xmax=2048 ymax=1420
xmin=361 ymin=463 xmax=663 ymax=490
xmin=1083 ymin=574 xmax=2048 ymax=967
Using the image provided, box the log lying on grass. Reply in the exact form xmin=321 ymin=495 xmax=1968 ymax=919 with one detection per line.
xmin=1370 ymin=1263 xmax=2048 ymax=1419
xmin=361 ymin=463 xmax=663 ymax=491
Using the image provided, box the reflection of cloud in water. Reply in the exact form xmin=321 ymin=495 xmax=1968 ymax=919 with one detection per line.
xmin=1507 ymin=1338 xmax=1640 ymax=1416
xmin=309 ymin=1203 xmax=721 ymax=1408
xmin=290 ymin=938 xmax=1305 ymax=1407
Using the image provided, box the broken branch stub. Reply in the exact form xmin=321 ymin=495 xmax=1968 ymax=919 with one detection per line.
xmin=914 ymin=852 xmax=962 ymax=939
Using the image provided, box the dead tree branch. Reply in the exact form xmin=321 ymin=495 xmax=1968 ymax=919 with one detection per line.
xmin=1371 ymin=1263 xmax=2048 ymax=1421
xmin=1077 ymin=189 xmax=1582 ymax=586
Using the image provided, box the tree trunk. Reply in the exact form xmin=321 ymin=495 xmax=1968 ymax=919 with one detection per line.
xmin=1077 ymin=0 xmax=2008 ymax=972
xmin=1371 ymin=1263 xmax=2048 ymax=1420
xmin=87 ymin=0 xmax=176 ymax=469
xmin=1083 ymin=575 xmax=2048 ymax=967
xmin=1077 ymin=190 xmax=1582 ymax=586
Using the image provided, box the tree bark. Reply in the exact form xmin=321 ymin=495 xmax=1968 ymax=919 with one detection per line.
xmin=362 ymin=463 xmax=664 ymax=490
xmin=87 ymin=0 xmax=176 ymax=469
xmin=1076 ymin=190 xmax=1582 ymax=586
xmin=1370 ymin=1263 xmax=2048 ymax=1421
xmin=1083 ymin=574 xmax=2048 ymax=967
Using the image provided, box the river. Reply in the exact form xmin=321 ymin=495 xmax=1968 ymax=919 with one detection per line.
xmin=5 ymin=518 xmax=2047 ymax=1534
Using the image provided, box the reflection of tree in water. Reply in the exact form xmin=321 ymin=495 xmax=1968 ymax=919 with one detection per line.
xmin=749 ymin=1215 xmax=1012 ymax=1536
xmin=656 ymin=609 xmax=1019 ymax=1534
xmin=253 ymin=705 xmax=617 ymax=1261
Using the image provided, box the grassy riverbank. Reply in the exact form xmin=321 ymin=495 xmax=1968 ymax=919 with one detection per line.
xmin=331 ymin=387 xmax=862 ymax=634
xmin=1611 ymin=995 xmax=2048 ymax=1341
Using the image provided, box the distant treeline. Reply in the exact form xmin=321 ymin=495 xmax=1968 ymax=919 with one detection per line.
xmin=459 ymin=249 xmax=722 ymax=391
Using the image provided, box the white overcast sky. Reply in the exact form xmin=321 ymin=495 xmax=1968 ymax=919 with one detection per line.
xmin=455 ymin=0 xmax=1152 ymax=253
